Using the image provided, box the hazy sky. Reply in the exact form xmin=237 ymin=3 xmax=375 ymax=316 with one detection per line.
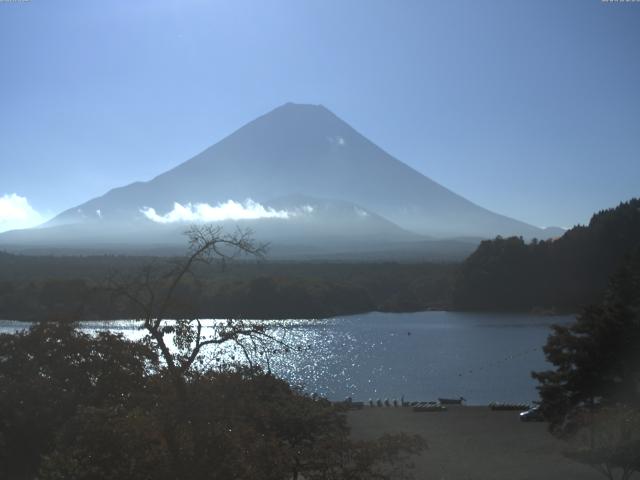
xmin=1 ymin=0 xmax=639 ymax=230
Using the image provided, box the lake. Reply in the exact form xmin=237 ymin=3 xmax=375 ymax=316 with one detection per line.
xmin=0 ymin=311 xmax=573 ymax=405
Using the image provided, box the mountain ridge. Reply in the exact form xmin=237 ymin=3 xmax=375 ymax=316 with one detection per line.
xmin=5 ymin=103 xmax=559 ymax=257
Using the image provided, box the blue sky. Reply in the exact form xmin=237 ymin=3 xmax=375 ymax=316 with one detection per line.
xmin=0 ymin=0 xmax=639 ymax=230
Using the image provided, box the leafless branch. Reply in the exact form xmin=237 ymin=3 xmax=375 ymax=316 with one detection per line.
xmin=105 ymin=224 xmax=275 ymax=379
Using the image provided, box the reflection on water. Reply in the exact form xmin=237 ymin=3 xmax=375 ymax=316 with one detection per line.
xmin=0 ymin=311 xmax=573 ymax=404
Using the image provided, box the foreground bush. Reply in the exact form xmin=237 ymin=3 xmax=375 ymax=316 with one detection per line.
xmin=0 ymin=323 xmax=425 ymax=480
xmin=0 ymin=323 xmax=156 ymax=480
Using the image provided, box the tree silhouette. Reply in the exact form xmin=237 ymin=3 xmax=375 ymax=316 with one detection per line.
xmin=107 ymin=225 xmax=275 ymax=384
xmin=454 ymin=198 xmax=640 ymax=312
xmin=532 ymin=249 xmax=640 ymax=479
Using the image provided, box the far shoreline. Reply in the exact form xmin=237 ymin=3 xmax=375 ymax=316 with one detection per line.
xmin=0 ymin=307 xmax=576 ymax=323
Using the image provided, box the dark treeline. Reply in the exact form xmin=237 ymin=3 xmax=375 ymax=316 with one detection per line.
xmin=453 ymin=198 xmax=640 ymax=312
xmin=0 ymin=256 xmax=455 ymax=320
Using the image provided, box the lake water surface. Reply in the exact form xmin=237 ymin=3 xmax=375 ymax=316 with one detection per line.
xmin=0 ymin=311 xmax=573 ymax=405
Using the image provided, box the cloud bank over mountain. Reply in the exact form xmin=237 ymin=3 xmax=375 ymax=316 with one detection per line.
xmin=0 ymin=193 xmax=48 ymax=233
xmin=140 ymin=199 xmax=291 ymax=224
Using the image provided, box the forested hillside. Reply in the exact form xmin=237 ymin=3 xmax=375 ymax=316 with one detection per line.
xmin=453 ymin=199 xmax=640 ymax=312
xmin=0 ymin=256 xmax=454 ymax=321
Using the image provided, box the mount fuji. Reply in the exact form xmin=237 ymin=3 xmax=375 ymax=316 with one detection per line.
xmin=0 ymin=103 xmax=560 ymax=257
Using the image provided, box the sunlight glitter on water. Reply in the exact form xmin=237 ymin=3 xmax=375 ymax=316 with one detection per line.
xmin=0 ymin=312 xmax=573 ymax=404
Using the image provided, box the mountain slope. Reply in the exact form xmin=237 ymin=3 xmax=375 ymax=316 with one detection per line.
xmin=453 ymin=198 xmax=640 ymax=311
xmin=47 ymin=103 xmax=549 ymax=239
xmin=0 ymin=195 xmax=427 ymax=257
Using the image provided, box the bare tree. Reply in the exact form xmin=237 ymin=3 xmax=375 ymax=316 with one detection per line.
xmin=107 ymin=225 xmax=275 ymax=388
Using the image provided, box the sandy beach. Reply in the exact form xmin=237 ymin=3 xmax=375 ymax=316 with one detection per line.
xmin=348 ymin=406 xmax=601 ymax=480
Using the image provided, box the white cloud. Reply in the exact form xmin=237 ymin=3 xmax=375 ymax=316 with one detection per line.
xmin=141 ymin=199 xmax=291 ymax=224
xmin=0 ymin=193 xmax=48 ymax=233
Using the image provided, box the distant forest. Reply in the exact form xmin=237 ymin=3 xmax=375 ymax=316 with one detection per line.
xmin=2 ymin=198 xmax=639 ymax=320
xmin=0 ymin=256 xmax=455 ymax=321
xmin=453 ymin=198 xmax=640 ymax=312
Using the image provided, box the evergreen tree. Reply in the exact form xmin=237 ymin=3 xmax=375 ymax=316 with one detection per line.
xmin=532 ymin=248 xmax=640 ymax=433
